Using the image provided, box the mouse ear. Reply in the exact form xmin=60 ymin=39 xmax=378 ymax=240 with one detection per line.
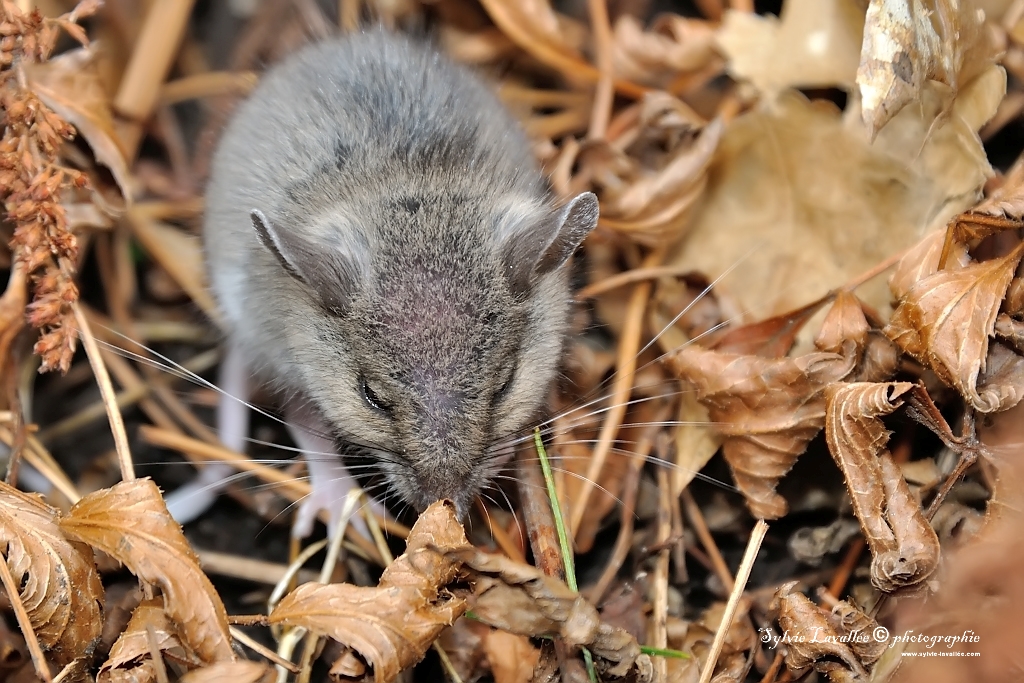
xmin=250 ymin=209 xmax=363 ymax=314
xmin=502 ymin=192 xmax=599 ymax=294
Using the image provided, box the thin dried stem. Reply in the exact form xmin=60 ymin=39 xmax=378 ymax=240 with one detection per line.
xmin=576 ymin=264 xmax=702 ymax=300
xmin=145 ymin=625 xmax=171 ymax=683
xmin=230 ymin=626 xmax=301 ymax=673
xmin=74 ymin=302 xmax=134 ymax=481
xmin=681 ymin=488 xmax=734 ymax=593
xmin=586 ymin=0 xmax=613 ymax=140
xmin=698 ymin=519 xmax=768 ymax=683
xmin=587 ymin=413 xmax=666 ymax=603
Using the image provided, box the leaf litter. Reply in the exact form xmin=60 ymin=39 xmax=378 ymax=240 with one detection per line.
xmin=3 ymin=0 xmax=1024 ymax=682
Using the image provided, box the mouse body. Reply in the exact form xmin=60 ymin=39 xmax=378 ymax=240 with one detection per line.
xmin=203 ymin=30 xmax=598 ymax=527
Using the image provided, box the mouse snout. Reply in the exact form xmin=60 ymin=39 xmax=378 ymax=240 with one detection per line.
xmin=410 ymin=461 xmax=476 ymax=517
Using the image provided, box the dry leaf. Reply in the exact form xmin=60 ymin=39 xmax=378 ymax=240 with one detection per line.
xmin=698 ymin=599 xmax=756 ymax=662
xmin=716 ymin=0 xmax=865 ymax=94
xmin=580 ymin=114 xmax=721 ymax=246
xmin=885 ymin=241 xmax=1024 ymax=413
xmin=179 ymin=661 xmax=275 ymax=683
xmin=974 ymin=152 xmax=1024 ymax=218
xmin=815 ymin=292 xmax=871 ymax=354
xmin=0 ymin=481 xmax=103 ymax=667
xmin=446 ymin=548 xmax=652 ymax=682
xmin=823 ymin=382 xmax=940 ymax=591
xmin=26 ymin=47 xmax=131 ymax=210
xmin=665 ymin=344 xmax=856 ymax=518
xmin=671 ymin=390 xmax=722 ymax=495
xmin=711 ymin=296 xmax=830 ymax=357
xmin=98 ymin=601 xmax=203 ymax=683
xmin=857 ymin=0 xmax=998 ymax=137
xmin=59 ymin=478 xmax=235 ymax=664
xmin=888 ymin=228 xmax=971 ymax=300
xmin=815 ymin=293 xmax=901 ymax=383
xmin=611 ymin=14 xmax=717 ymax=86
xmin=767 ymin=582 xmax=871 ymax=681
xmin=483 ymin=629 xmax=540 ymax=683
xmin=669 ymin=69 xmax=1001 ymax=353
xmin=892 ymin=400 xmax=1024 ymax=683
xmin=268 ymin=500 xmax=472 ymax=683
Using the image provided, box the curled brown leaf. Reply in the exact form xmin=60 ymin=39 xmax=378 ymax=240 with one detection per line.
xmin=823 ymin=382 xmax=940 ymax=592
xmin=0 ymin=480 xmax=102 ymax=667
xmin=98 ymin=601 xmax=203 ymax=683
xmin=815 ymin=292 xmax=899 ymax=384
xmin=579 ymin=114 xmax=721 ymax=246
xmin=665 ymin=344 xmax=856 ymax=518
xmin=446 ymin=548 xmax=652 ymax=682
xmin=268 ymin=500 xmax=472 ymax=683
xmin=767 ymin=581 xmax=870 ymax=681
xmin=885 ymin=241 xmax=1024 ymax=413
xmin=611 ymin=14 xmax=717 ymax=87
xmin=58 ymin=478 xmax=235 ymax=664
xmin=815 ymin=292 xmax=870 ymax=354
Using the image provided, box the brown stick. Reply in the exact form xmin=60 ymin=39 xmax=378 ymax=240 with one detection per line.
xmin=681 ymin=488 xmax=734 ymax=593
xmin=586 ymin=0 xmax=614 ymax=140
xmin=114 ymin=0 xmax=199 ymax=124
xmin=514 ymin=443 xmax=565 ymax=581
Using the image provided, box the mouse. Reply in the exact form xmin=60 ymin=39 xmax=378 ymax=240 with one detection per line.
xmin=177 ymin=29 xmax=599 ymax=536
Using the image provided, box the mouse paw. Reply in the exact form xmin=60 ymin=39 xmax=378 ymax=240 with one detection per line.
xmin=293 ymin=468 xmax=367 ymax=540
xmin=285 ymin=404 xmax=387 ymax=539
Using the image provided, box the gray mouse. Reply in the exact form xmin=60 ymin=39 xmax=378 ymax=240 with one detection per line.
xmin=182 ymin=29 xmax=598 ymax=536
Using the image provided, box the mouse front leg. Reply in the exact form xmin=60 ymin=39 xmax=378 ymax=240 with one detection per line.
xmin=165 ymin=343 xmax=249 ymax=524
xmin=285 ymin=402 xmax=384 ymax=539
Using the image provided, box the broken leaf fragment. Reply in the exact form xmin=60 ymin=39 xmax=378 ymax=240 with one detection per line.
xmin=268 ymin=500 xmax=472 ymax=683
xmin=59 ymin=478 xmax=235 ymax=664
xmin=665 ymin=344 xmax=856 ymax=518
xmin=0 ymin=481 xmax=103 ymax=667
xmin=823 ymin=382 xmax=940 ymax=592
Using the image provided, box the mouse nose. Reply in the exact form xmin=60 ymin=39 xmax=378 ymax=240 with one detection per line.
xmin=413 ymin=466 xmax=475 ymax=518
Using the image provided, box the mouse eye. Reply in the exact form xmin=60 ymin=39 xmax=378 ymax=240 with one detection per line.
xmin=360 ymin=378 xmax=391 ymax=414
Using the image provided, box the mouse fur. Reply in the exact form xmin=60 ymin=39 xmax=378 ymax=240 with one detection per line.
xmin=204 ymin=29 xmax=598 ymax=518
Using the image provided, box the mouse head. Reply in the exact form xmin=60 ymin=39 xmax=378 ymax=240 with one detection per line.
xmin=250 ymin=190 xmax=598 ymax=517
